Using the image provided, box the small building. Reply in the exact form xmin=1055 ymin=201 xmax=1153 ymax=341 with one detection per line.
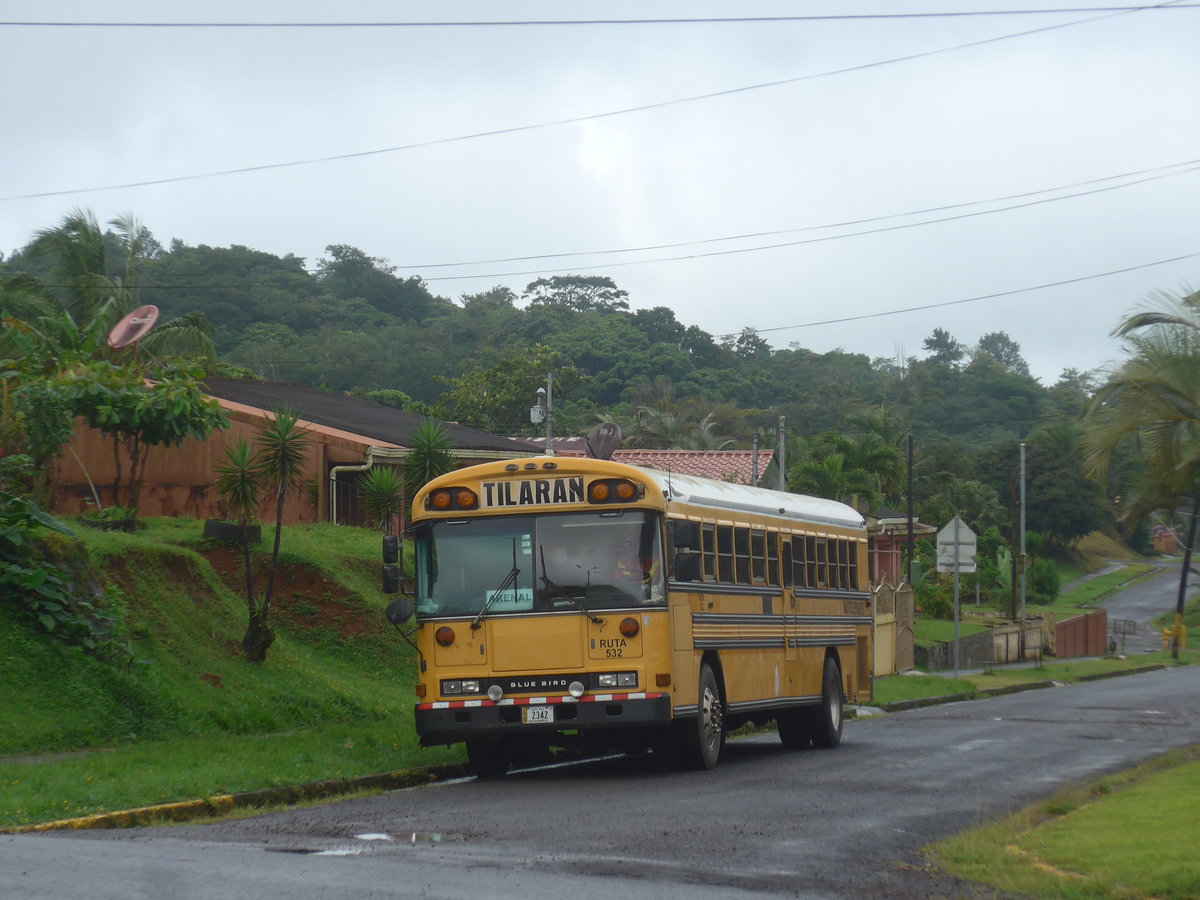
xmin=55 ymin=378 xmax=542 ymax=527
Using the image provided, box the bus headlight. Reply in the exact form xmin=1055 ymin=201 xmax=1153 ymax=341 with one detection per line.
xmin=441 ymin=679 xmax=482 ymax=695
xmin=597 ymin=672 xmax=638 ymax=688
xmin=568 ymin=681 xmax=586 ymax=698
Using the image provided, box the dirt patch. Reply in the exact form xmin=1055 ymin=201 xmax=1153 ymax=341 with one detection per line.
xmin=199 ymin=545 xmax=379 ymax=638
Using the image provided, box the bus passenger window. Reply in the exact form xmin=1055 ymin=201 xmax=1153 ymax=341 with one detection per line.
xmin=849 ymin=541 xmax=860 ymax=589
xmin=702 ymin=523 xmax=716 ymax=581
xmin=781 ymin=539 xmax=793 ymax=588
xmin=751 ymin=529 xmax=766 ymax=583
xmin=717 ymin=525 xmax=734 ymax=583
xmin=814 ymin=537 xmax=826 ymax=588
xmin=735 ymin=528 xmax=750 ymax=583
xmin=766 ymin=532 xmax=779 ymax=586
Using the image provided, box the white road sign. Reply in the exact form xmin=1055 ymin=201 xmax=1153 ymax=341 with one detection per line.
xmin=936 ymin=516 xmax=977 ymax=573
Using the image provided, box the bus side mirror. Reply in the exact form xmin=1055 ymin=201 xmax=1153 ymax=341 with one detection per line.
xmin=383 ymin=534 xmax=399 ymax=563
xmin=383 ymin=564 xmax=400 ymax=594
xmin=386 ymin=597 xmax=414 ymax=625
xmin=673 ymin=551 xmax=700 ymax=582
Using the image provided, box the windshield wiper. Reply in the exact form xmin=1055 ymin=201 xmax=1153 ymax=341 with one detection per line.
xmin=471 ymin=540 xmax=520 ymax=631
xmin=539 ymin=547 xmax=602 ymax=624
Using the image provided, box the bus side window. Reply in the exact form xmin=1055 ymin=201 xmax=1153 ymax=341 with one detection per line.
xmin=734 ymin=527 xmax=751 ymax=583
xmin=794 ymin=535 xmax=808 ymax=588
xmin=750 ymin=529 xmax=766 ymax=583
xmin=717 ymin=525 xmax=734 ymax=583
xmin=811 ymin=536 xmax=824 ymax=588
xmin=766 ymin=531 xmax=779 ymax=586
xmin=702 ymin=523 xmax=716 ymax=582
xmin=850 ymin=540 xmax=861 ymax=589
xmin=781 ymin=539 xmax=793 ymax=589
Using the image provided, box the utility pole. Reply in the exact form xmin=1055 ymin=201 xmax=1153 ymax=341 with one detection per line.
xmin=906 ymin=433 xmax=915 ymax=585
xmin=531 ymin=373 xmax=554 ymax=455
xmin=777 ymin=417 xmax=786 ymax=491
xmin=751 ymin=433 xmax=760 ymax=487
xmin=1019 ymin=442 xmax=1027 ymax=621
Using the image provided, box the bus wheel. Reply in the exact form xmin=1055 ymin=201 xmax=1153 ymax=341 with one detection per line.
xmin=466 ymin=740 xmax=511 ymax=778
xmin=808 ymin=655 xmax=844 ymax=749
xmin=776 ymin=709 xmax=811 ymax=750
xmin=680 ymin=664 xmax=724 ymax=769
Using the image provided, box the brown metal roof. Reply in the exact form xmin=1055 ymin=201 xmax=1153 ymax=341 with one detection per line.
xmin=203 ymin=377 xmax=543 ymax=454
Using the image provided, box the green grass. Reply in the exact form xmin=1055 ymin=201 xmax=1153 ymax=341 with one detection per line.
xmin=1035 ymin=564 xmax=1161 ymax=618
xmin=0 ymin=517 xmax=459 ymax=827
xmin=929 ymin=746 xmax=1200 ymax=899
xmin=870 ymin=652 xmax=1196 ymax=707
xmin=912 ymin=616 xmax=988 ymax=647
xmin=0 ymin=723 xmax=459 ymax=827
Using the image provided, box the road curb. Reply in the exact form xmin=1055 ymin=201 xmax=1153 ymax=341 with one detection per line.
xmin=0 ymin=764 xmax=469 ymax=834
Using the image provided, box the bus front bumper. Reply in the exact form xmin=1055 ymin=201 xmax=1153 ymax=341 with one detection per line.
xmin=415 ymin=691 xmax=671 ymax=746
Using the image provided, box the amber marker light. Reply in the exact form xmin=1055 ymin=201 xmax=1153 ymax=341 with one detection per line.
xmin=589 ymin=481 xmax=611 ymax=502
xmin=619 ymin=617 xmax=640 ymax=638
xmin=434 ymin=626 xmax=455 ymax=646
xmin=656 ymin=673 xmax=672 ymax=687
xmin=615 ymin=480 xmax=637 ymax=501
xmin=430 ymin=490 xmax=452 ymax=509
xmin=455 ymin=488 xmax=478 ymax=509
xmin=415 ymin=683 xmax=427 ymax=698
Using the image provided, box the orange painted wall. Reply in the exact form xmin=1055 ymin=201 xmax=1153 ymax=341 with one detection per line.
xmin=54 ymin=400 xmax=392 ymax=526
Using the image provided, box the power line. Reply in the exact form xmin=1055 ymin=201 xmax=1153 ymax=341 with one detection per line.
xmin=2 ymin=8 xmax=1196 ymax=27
xmin=195 ymin=251 xmax=1200 ymax=358
xmin=727 ymin=251 xmax=1200 ymax=340
xmin=401 ymin=159 xmax=1200 ymax=270
xmin=0 ymin=3 xmax=1164 ymax=203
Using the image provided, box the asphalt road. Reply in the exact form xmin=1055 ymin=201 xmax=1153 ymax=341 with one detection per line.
xmin=1098 ymin=559 xmax=1182 ymax=654
xmin=5 ymin=663 xmax=1200 ymax=900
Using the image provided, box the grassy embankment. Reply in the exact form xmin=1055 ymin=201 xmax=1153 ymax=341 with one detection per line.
xmin=0 ymin=518 xmax=458 ymax=829
xmin=928 ymin=746 xmax=1200 ymax=899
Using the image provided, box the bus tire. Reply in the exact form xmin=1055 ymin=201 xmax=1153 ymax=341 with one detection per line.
xmin=776 ymin=708 xmax=812 ymax=750
xmin=808 ymin=655 xmax=844 ymax=749
xmin=679 ymin=663 xmax=724 ymax=770
xmin=466 ymin=740 xmax=511 ymax=778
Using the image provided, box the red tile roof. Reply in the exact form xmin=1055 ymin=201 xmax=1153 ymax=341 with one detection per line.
xmin=612 ymin=449 xmax=774 ymax=485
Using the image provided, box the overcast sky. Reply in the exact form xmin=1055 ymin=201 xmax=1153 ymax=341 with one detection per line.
xmin=3 ymin=1 xmax=1198 ymax=384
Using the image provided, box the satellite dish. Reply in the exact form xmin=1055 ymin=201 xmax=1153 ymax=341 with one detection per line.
xmin=107 ymin=304 xmax=159 ymax=349
xmin=585 ymin=422 xmax=622 ymax=460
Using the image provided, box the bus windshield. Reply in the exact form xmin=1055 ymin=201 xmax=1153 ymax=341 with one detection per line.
xmin=413 ymin=510 xmax=664 ymax=619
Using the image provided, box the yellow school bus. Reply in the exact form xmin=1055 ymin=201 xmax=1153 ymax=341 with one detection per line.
xmin=385 ymin=456 xmax=871 ymax=776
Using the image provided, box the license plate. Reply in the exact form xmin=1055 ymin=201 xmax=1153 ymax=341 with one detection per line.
xmin=522 ymin=705 xmax=554 ymax=724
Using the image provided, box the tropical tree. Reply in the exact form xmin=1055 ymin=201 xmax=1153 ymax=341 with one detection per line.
xmin=56 ymin=360 xmax=228 ymax=512
xmin=402 ymin=419 xmax=456 ymax=516
xmin=0 ymin=209 xmax=215 ymax=365
xmin=214 ymin=436 xmax=261 ymax=650
xmin=360 ymin=465 xmax=405 ymax=533
xmin=788 ymin=453 xmax=879 ymax=510
xmin=242 ymin=407 xmax=311 ymax=662
xmin=1081 ymin=289 xmax=1200 ymax=658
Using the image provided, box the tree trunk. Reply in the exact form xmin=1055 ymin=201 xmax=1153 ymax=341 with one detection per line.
xmin=1171 ymin=495 xmax=1199 ymax=659
xmin=242 ymin=609 xmax=274 ymax=663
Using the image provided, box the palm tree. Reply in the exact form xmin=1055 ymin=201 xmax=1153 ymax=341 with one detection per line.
xmin=403 ymin=419 xmax=455 ymax=517
xmin=788 ymin=453 xmax=879 ymax=511
xmin=1 ymin=209 xmax=215 ymax=367
xmin=214 ymin=437 xmax=262 ymax=647
xmin=1082 ymin=291 xmax=1200 ymax=658
xmin=244 ymin=407 xmax=311 ymax=662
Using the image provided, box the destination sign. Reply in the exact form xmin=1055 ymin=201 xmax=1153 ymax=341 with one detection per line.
xmin=481 ymin=475 xmax=585 ymax=509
